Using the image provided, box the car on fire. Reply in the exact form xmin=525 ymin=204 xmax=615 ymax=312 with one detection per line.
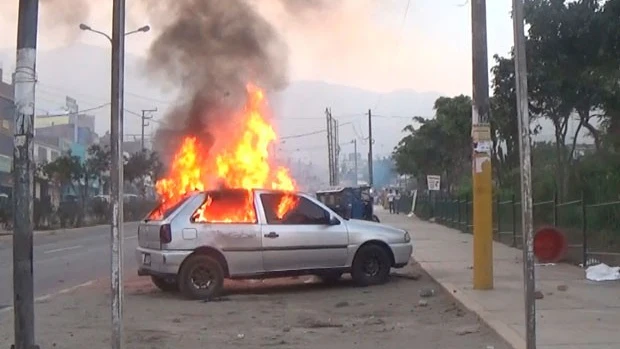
xmin=136 ymin=188 xmax=413 ymax=300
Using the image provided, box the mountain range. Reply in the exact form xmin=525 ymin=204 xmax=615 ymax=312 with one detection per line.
xmin=0 ymin=43 xmax=443 ymax=170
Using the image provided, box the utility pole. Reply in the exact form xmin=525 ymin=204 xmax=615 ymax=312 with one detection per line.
xmin=110 ymin=0 xmax=126 ymax=348
xmin=352 ymin=139 xmax=358 ymax=186
xmin=334 ymin=118 xmax=339 ymax=185
xmin=367 ymin=109 xmax=374 ymax=187
xmin=471 ymin=0 xmax=493 ymax=290
xmin=12 ymin=1 xmax=40 ymax=348
xmin=325 ymin=108 xmax=334 ymax=186
xmin=141 ymin=108 xmax=157 ymax=151
xmin=513 ymin=0 xmax=536 ymax=347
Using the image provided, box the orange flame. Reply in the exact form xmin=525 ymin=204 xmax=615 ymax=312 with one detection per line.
xmin=153 ymin=83 xmax=298 ymax=222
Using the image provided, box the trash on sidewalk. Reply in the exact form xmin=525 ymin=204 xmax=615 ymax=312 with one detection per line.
xmin=418 ymin=288 xmax=435 ymax=297
xmin=391 ymin=271 xmax=421 ymax=280
xmin=534 ymin=290 xmax=544 ymax=299
xmin=453 ymin=324 xmax=480 ymax=335
xmin=585 ymin=263 xmax=620 ymax=281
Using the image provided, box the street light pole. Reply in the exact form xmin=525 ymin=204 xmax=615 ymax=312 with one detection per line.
xmin=78 ymin=17 xmax=149 ymax=349
xmin=110 ymin=0 xmax=126 ymax=347
xmin=79 ymin=23 xmax=150 ymax=43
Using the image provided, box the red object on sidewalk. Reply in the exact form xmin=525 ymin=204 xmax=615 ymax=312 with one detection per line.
xmin=533 ymin=226 xmax=568 ymax=263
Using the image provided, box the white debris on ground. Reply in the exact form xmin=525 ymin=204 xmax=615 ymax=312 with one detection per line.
xmin=585 ymin=263 xmax=620 ymax=281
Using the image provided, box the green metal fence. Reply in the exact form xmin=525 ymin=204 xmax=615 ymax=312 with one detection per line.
xmin=414 ymin=191 xmax=620 ymax=267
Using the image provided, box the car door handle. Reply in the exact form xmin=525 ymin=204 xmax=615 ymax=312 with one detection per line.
xmin=264 ymin=232 xmax=279 ymax=238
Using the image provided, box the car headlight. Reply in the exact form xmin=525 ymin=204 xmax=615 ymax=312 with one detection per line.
xmin=404 ymin=231 xmax=411 ymax=243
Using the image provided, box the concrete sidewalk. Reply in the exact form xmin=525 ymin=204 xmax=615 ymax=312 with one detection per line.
xmin=379 ymin=210 xmax=620 ymax=349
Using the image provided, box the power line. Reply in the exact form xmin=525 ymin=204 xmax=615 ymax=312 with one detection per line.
xmin=36 ymin=103 xmax=110 ymax=117
xmin=280 ymin=121 xmax=354 ymax=140
xmin=37 ymin=81 xmax=173 ymax=106
xmin=372 ymin=0 xmax=412 ymax=111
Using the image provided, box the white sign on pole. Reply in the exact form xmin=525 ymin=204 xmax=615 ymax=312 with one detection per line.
xmin=427 ymin=175 xmax=441 ymax=191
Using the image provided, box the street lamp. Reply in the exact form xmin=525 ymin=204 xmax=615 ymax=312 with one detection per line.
xmin=79 ymin=23 xmax=150 ymax=43
xmin=80 ymin=17 xmax=149 ymax=349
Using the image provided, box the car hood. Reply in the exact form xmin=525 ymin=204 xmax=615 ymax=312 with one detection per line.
xmin=344 ymin=218 xmax=406 ymax=240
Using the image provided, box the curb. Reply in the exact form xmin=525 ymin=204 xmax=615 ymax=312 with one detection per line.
xmin=416 ymin=262 xmax=525 ymax=349
xmin=0 ymin=221 xmax=140 ymax=238
xmin=0 ymin=280 xmax=95 ymax=315
xmin=405 ymin=212 xmax=525 ymax=349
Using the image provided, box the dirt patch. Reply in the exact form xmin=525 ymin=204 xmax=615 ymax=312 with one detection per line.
xmin=0 ymin=262 xmax=511 ymax=349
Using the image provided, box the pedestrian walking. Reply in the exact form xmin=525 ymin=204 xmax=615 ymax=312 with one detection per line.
xmin=395 ymin=190 xmax=401 ymax=214
xmin=387 ymin=189 xmax=395 ymax=214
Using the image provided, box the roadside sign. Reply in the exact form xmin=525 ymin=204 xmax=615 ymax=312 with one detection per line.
xmin=427 ymin=175 xmax=441 ymax=191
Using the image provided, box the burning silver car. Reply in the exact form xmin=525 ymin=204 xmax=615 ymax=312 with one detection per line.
xmin=136 ymin=188 xmax=413 ymax=300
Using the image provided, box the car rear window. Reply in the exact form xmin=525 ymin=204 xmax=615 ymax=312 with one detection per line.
xmin=146 ymin=194 xmax=191 ymax=221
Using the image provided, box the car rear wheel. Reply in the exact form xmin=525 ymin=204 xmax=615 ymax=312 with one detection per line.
xmin=351 ymin=244 xmax=391 ymax=286
xmin=150 ymin=276 xmax=178 ymax=292
xmin=178 ymin=254 xmax=225 ymax=300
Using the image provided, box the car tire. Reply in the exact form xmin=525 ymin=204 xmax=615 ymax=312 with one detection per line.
xmin=150 ymin=275 xmax=178 ymax=292
xmin=351 ymin=244 xmax=391 ymax=286
xmin=372 ymin=215 xmax=380 ymax=222
xmin=178 ymin=254 xmax=225 ymax=300
xmin=316 ymin=271 xmax=343 ymax=284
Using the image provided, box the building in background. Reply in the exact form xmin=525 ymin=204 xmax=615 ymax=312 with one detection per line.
xmin=34 ymin=96 xmax=98 ymax=162
xmin=0 ymin=68 xmax=13 ymax=194
xmin=99 ymin=131 xmax=145 ymax=156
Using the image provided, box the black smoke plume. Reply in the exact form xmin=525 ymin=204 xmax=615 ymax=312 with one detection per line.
xmin=143 ymin=0 xmax=292 ymax=160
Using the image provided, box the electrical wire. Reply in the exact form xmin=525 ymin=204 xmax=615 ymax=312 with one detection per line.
xmin=280 ymin=120 xmax=355 ymax=140
xmin=371 ymin=0 xmax=412 ymax=111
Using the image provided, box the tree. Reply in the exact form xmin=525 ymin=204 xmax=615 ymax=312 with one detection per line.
xmin=43 ymin=153 xmax=82 ymax=196
xmin=43 ymin=153 xmax=83 ymax=227
xmin=86 ymin=144 xmax=111 ymax=195
xmin=124 ymin=150 xmax=164 ymax=197
xmin=393 ymin=95 xmax=471 ymax=192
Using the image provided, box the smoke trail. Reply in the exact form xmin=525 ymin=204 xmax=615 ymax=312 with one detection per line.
xmin=144 ymin=0 xmax=316 ymax=160
xmin=39 ymin=0 xmax=92 ymax=40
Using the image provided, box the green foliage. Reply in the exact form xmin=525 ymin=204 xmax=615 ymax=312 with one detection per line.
xmin=392 ymin=95 xmax=471 ymax=191
xmin=395 ymin=0 xmax=620 ymax=264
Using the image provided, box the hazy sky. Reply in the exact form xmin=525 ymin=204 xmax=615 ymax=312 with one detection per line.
xmin=0 ymin=0 xmax=514 ymax=96
xmin=0 ymin=1 xmax=519 ymax=167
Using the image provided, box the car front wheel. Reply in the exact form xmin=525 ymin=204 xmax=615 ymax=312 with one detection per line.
xmin=178 ymin=254 xmax=225 ymax=300
xmin=351 ymin=244 xmax=391 ymax=286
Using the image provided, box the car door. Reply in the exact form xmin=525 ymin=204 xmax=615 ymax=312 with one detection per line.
xmin=259 ymin=192 xmax=349 ymax=272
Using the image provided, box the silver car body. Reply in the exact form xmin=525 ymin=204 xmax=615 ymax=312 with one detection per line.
xmin=136 ymin=189 xmax=412 ymax=279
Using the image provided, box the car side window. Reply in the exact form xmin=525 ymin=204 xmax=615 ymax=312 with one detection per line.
xmin=191 ymin=189 xmax=257 ymax=223
xmin=261 ymin=193 xmax=328 ymax=225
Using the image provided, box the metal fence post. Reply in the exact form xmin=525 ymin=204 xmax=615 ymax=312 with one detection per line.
xmin=457 ymin=195 xmax=461 ymax=228
xmin=553 ymin=190 xmax=558 ymax=227
xmin=511 ymin=194 xmax=517 ymax=247
xmin=453 ymin=196 xmax=458 ymax=225
xmin=581 ymin=190 xmax=587 ymax=267
xmin=465 ymin=193 xmax=470 ymax=233
xmin=429 ymin=190 xmax=434 ymax=219
xmin=496 ymin=195 xmax=501 ymax=237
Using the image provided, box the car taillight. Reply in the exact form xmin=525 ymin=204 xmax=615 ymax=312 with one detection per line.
xmin=159 ymin=224 xmax=172 ymax=244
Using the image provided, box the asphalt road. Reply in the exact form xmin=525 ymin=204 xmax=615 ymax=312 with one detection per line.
xmin=0 ymin=222 xmax=140 ymax=311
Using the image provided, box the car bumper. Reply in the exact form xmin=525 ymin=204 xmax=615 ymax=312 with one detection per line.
xmin=390 ymin=243 xmax=413 ymax=267
xmin=135 ymin=247 xmax=192 ymax=277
